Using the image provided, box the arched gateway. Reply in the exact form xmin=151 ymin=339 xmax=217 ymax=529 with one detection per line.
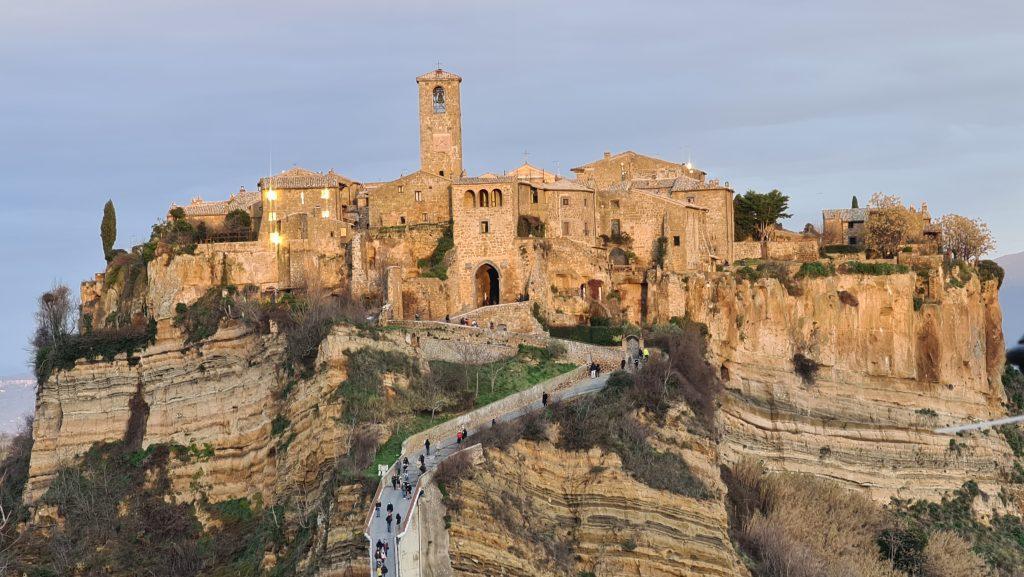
xmin=474 ymin=264 xmax=499 ymax=307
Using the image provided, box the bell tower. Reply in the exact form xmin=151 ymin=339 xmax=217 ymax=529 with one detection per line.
xmin=417 ymin=69 xmax=463 ymax=179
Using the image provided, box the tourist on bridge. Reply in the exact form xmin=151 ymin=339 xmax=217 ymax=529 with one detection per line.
xmin=386 ymin=503 xmax=393 ymax=515
xmin=386 ymin=512 xmax=393 ymax=532
xmin=375 ymin=501 xmax=381 ymax=517
xmin=418 ymin=454 xmax=425 ymax=467
xmin=424 ymin=438 xmax=431 ymax=455
xmin=456 ymin=430 xmax=463 ymax=445
xmin=542 ymin=391 xmax=549 ymax=406
xmin=419 ymin=461 xmax=427 ymax=474
xmin=396 ymin=512 xmax=402 ymax=527
xmin=391 ymin=474 xmax=398 ymax=490
xmin=462 ymin=427 xmax=468 ymax=441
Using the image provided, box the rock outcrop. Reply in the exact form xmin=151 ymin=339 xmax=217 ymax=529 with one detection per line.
xmin=651 ymin=270 xmax=1013 ymax=503
xmin=446 ymin=405 xmax=749 ymax=577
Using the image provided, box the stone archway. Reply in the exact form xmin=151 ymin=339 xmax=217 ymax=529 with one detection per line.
xmin=474 ymin=263 xmax=500 ymax=307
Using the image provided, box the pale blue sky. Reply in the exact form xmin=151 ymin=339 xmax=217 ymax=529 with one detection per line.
xmin=1 ymin=0 xmax=1022 ymax=376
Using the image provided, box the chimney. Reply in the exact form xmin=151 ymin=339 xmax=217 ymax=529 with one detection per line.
xmin=604 ymin=151 xmax=611 ymax=159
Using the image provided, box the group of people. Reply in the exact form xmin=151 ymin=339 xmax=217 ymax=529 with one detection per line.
xmin=373 ymin=539 xmax=390 ymax=575
xmin=588 ymin=361 xmax=602 ymax=378
xmin=621 ymin=347 xmax=651 ymax=371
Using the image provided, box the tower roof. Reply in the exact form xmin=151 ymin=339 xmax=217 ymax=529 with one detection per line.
xmin=417 ymin=68 xmax=462 ymax=82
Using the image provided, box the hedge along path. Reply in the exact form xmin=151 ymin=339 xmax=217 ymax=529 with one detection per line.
xmin=363 ymin=366 xmax=613 ymax=577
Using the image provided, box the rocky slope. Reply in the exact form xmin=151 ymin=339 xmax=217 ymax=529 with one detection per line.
xmin=446 ymin=405 xmax=748 ymax=577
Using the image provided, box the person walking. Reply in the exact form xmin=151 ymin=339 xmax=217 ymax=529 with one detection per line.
xmin=386 ymin=513 xmax=393 ymax=532
xmin=424 ymin=438 xmax=431 ymax=455
xmin=395 ymin=512 xmax=402 ymax=527
xmin=621 ymin=358 xmax=626 ymax=370
xmin=386 ymin=503 xmax=394 ymax=516
xmin=445 ymin=314 xmax=450 ymax=323
xmin=642 ymin=347 xmax=650 ymax=362
xmin=456 ymin=430 xmax=462 ymax=445
xmin=391 ymin=474 xmax=398 ymax=490
xmin=375 ymin=501 xmax=381 ymax=517
xmin=419 ymin=454 xmax=425 ymax=467
xmin=462 ymin=427 xmax=468 ymax=441
xmin=542 ymin=391 xmax=549 ymax=406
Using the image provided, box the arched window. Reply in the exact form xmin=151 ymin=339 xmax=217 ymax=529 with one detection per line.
xmin=463 ymin=190 xmax=476 ymax=209
xmin=433 ymin=86 xmax=446 ymax=113
xmin=479 ymin=189 xmax=490 ymax=208
xmin=492 ymin=189 xmax=503 ymax=207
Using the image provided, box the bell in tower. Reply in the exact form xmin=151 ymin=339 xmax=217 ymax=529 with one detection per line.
xmin=417 ymin=69 xmax=463 ymax=179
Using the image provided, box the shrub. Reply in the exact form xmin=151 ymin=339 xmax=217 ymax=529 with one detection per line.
xmin=841 ymin=260 xmax=910 ymax=275
xmin=920 ymin=531 xmax=990 ymax=577
xmin=914 ymin=297 xmax=924 ymax=311
xmin=651 ymin=236 xmax=668 ymax=268
xmin=646 ymin=323 xmax=723 ymax=434
xmin=796 ymin=261 xmax=835 ymax=279
xmin=822 ymin=244 xmax=862 ymax=254
xmin=417 ymin=224 xmax=454 ymax=279
xmin=35 ymin=321 xmax=157 ymax=384
xmin=173 ymin=287 xmax=230 ymax=344
xmin=977 ymin=259 xmax=1004 ymax=289
xmin=792 ymin=352 xmax=819 ymax=385
xmin=735 ymin=261 xmax=802 ymax=296
xmin=516 ymin=215 xmax=545 ymax=238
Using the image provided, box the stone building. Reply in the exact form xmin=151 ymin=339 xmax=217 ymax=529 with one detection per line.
xmin=171 ymin=188 xmax=261 ymax=233
xmin=822 ymin=201 xmax=940 ymax=250
xmin=158 ymin=68 xmax=733 ymax=323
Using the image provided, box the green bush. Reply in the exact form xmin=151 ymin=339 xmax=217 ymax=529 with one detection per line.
xmin=34 ymin=320 xmax=157 ymax=384
xmin=417 ymin=224 xmax=454 ymax=280
xmin=840 ymin=261 xmax=909 ymax=275
xmin=548 ymin=324 xmax=623 ymax=345
xmin=516 ymin=215 xmax=545 ymax=238
xmin=795 ymin=261 xmax=835 ymax=279
xmin=174 ymin=287 xmax=231 ymax=344
xmin=822 ymin=244 xmax=862 ymax=254
xmin=978 ymin=259 xmax=1004 ymax=288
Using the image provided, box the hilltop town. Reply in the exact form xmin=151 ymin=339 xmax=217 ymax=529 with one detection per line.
xmin=4 ymin=69 xmax=1021 ymax=577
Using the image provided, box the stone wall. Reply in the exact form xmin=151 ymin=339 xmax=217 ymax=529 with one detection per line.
xmin=678 ymin=187 xmax=734 ymax=263
xmin=449 ymin=301 xmax=544 ymax=334
xmin=733 ymin=238 xmax=820 ymax=262
xmin=368 ymin=171 xmax=451 ymax=228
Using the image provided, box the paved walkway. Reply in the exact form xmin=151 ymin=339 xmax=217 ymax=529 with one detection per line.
xmin=365 ymin=370 xmax=611 ymax=576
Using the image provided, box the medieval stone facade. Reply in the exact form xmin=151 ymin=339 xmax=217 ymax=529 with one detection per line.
xmin=157 ymin=68 xmax=738 ymax=325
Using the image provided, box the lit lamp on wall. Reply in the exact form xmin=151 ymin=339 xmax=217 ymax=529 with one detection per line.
xmin=269 ymin=232 xmax=282 ymax=245
xmin=321 ymin=188 xmax=330 ymax=200
xmin=266 ymin=189 xmax=277 ymax=201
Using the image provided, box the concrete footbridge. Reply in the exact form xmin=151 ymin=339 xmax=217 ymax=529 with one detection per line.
xmin=363 ymin=366 xmax=611 ymax=576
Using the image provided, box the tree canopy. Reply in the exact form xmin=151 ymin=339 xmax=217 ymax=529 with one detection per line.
xmin=101 ymin=200 xmax=117 ymax=262
xmin=938 ymin=214 xmax=994 ymax=263
xmin=862 ymin=193 xmax=922 ymax=258
xmin=734 ymin=189 xmax=791 ymax=241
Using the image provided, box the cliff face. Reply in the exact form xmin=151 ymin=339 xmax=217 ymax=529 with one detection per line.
xmin=27 ymin=321 xmax=427 ymax=575
xmin=447 ymin=406 xmax=748 ymax=577
xmin=650 ymin=270 xmax=1012 ymax=503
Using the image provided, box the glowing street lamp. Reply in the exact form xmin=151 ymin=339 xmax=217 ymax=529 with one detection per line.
xmin=266 ymin=189 xmax=277 ymax=201
xmin=269 ymin=232 xmax=282 ymax=245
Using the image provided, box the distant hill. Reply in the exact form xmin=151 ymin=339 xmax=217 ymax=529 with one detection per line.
xmin=997 ymin=251 xmax=1024 ymax=348
xmin=0 ymin=377 xmax=35 ymax=434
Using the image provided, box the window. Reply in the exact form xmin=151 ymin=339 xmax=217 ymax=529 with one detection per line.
xmin=415 ymin=191 xmax=423 ymax=202
xmin=321 ymin=189 xmax=330 ymax=200
xmin=848 ymin=237 xmax=857 ymax=245
xmin=422 ymin=212 xmax=428 ymax=222
xmin=561 ymin=222 xmax=570 ymax=235
xmin=400 ymin=216 xmax=406 ymax=225
xmin=611 ymin=219 xmax=621 ymax=235
xmin=433 ymin=86 xmax=446 ymax=113
xmin=561 ymin=197 xmax=570 ymax=206
xmin=479 ymin=190 xmax=489 ymax=207
xmin=611 ymin=200 xmax=620 ymax=209
xmin=673 ymin=236 xmax=681 ymax=246
xmin=398 ymin=185 xmax=404 ymax=194
xmin=848 ymin=222 xmax=855 ymax=229
xmin=300 ymin=191 xmax=305 ymax=205
xmin=493 ymin=189 xmax=502 ymax=206
xmin=440 ymin=170 xmax=445 ymax=177
xmin=583 ymin=197 xmax=588 ymax=207
xmin=687 ymin=196 xmax=695 ymax=203
xmin=480 ymin=221 xmax=489 ymax=234
xmin=531 ymin=189 xmax=539 ymax=204
xmin=584 ymin=222 xmax=590 ymax=236
xmin=464 ymin=190 xmax=476 ymax=209
xmin=268 ymin=211 xmax=278 ymax=222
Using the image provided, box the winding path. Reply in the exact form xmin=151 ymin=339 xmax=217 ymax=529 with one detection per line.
xmin=364 ymin=370 xmax=612 ymax=576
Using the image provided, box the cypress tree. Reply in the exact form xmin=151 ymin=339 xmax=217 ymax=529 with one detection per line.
xmin=101 ymin=199 xmax=117 ymax=261
xmin=851 ymin=195 xmax=859 ymax=209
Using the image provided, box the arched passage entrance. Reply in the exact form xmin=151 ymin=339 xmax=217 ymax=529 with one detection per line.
xmin=475 ymin=264 xmax=500 ymax=307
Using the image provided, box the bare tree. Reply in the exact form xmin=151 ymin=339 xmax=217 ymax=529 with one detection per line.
xmin=938 ymin=214 xmax=995 ymax=263
xmin=862 ymin=193 xmax=923 ymax=258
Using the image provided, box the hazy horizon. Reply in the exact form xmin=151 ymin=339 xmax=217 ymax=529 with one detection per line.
xmin=2 ymin=0 xmax=1022 ymax=376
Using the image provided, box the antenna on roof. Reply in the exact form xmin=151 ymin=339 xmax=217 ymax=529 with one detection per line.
xmin=554 ymin=160 xmax=560 ymax=179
